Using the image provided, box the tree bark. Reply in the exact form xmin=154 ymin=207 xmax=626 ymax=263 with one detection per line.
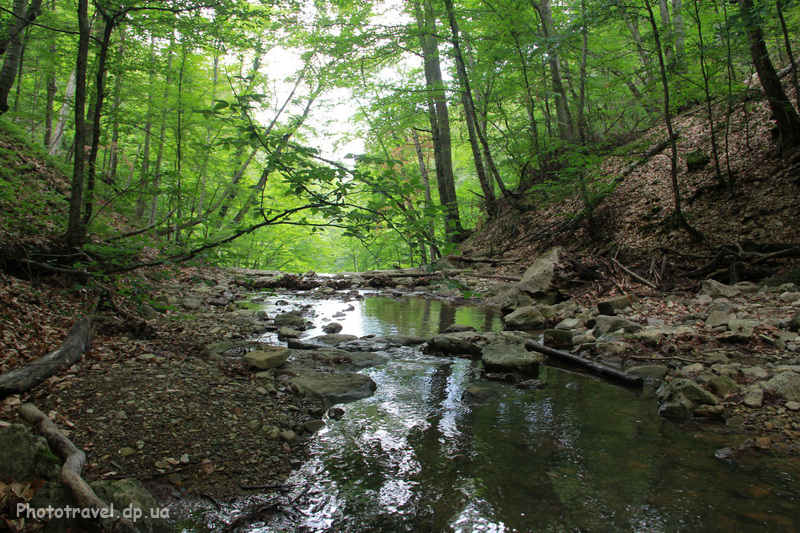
xmin=776 ymin=0 xmax=800 ymax=111
xmin=0 ymin=317 xmax=94 ymax=397
xmin=19 ymin=403 xmax=141 ymax=533
xmin=65 ymin=0 xmax=90 ymax=248
xmin=413 ymin=0 xmax=464 ymax=242
xmin=525 ymin=340 xmax=644 ymax=388
xmin=0 ymin=0 xmax=41 ymax=114
xmin=531 ymin=0 xmax=575 ymax=142
xmin=739 ymin=0 xmax=800 ymax=155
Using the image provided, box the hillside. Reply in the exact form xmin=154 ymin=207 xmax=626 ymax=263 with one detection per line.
xmin=461 ymin=81 xmax=800 ymax=285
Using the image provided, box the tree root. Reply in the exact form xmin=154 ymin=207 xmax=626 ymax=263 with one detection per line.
xmin=18 ymin=403 xmax=140 ymax=533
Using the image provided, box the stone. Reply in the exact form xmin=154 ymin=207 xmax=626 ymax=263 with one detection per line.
xmin=516 ymin=379 xmax=548 ymax=390
xmin=790 ymin=311 xmax=800 ymax=333
xmin=495 ymin=288 xmax=536 ymax=313
xmin=779 ymin=291 xmax=800 ymax=303
xmin=656 ymin=378 xmax=719 ymax=419
xmin=597 ymin=294 xmax=639 ymax=315
xmin=625 ymin=365 xmax=669 ymax=381
xmin=481 ymin=342 xmax=543 ymax=376
xmin=425 ymin=335 xmax=483 ymax=357
xmin=322 ymin=322 xmax=343 ymax=334
xmin=701 ymin=279 xmax=740 ymax=299
xmin=694 ymin=404 xmax=724 ymax=417
xmin=543 ymin=329 xmax=573 ymax=348
xmin=503 ymin=306 xmax=547 ymax=331
xmin=91 ymin=478 xmax=171 ymax=532
xmin=273 ymin=312 xmax=307 ymax=328
xmin=741 ymin=366 xmax=770 ymax=381
xmin=462 ymin=386 xmax=499 ymax=405
xmin=707 ymin=375 xmax=740 ymax=397
xmin=444 ymin=324 xmax=477 ymax=333
xmin=520 ymin=247 xmax=561 ymax=291
xmin=591 ymin=315 xmax=643 ymax=337
xmin=635 ymin=329 xmax=666 ymax=346
xmin=288 ymin=334 xmax=359 ymax=349
xmin=680 ymin=362 xmax=705 ymax=376
xmin=785 ymin=401 xmax=800 ymax=411
xmin=705 ymin=311 xmax=735 ymax=328
xmin=763 ymin=371 xmax=800 ymax=402
xmin=743 ymin=387 xmax=764 ymax=408
xmin=555 ymin=317 xmax=583 ymax=330
xmin=304 ymin=420 xmax=326 ymax=434
xmin=290 ymin=371 xmax=377 ymax=404
xmin=243 ymin=346 xmax=292 ymax=370
xmin=686 ymin=151 xmax=711 ymax=171
xmin=277 ymin=327 xmax=302 ymax=339
xmin=280 ymin=430 xmax=299 ymax=443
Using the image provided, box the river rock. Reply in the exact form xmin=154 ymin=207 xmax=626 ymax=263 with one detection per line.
xmin=705 ymin=311 xmax=736 ymax=328
xmin=481 ymin=342 xmax=542 ymax=376
xmin=444 ymin=324 xmax=478 ymax=333
xmin=597 ymin=294 xmax=639 ymax=315
xmin=277 ymin=327 xmax=302 ymax=339
xmin=763 ymin=371 xmax=800 ymax=402
xmin=707 ymin=375 xmax=740 ymax=397
xmin=741 ymin=366 xmax=770 ymax=381
xmin=591 ymin=315 xmax=643 ymax=337
xmin=322 ymin=322 xmax=343 ymax=334
xmin=496 ymin=287 xmax=536 ymax=313
xmin=701 ymin=279 xmax=740 ymax=299
xmin=425 ymin=335 xmax=483 ymax=357
xmin=625 ymin=365 xmax=669 ymax=381
xmin=543 ymin=329 xmax=573 ymax=348
xmin=790 ymin=311 xmax=800 ymax=333
xmin=462 ymin=386 xmax=499 ymax=405
xmin=743 ymin=387 xmax=764 ymax=408
xmin=656 ymin=378 xmax=719 ymax=419
xmin=288 ymin=334 xmax=359 ymax=349
xmin=290 ymin=371 xmax=377 ymax=404
xmin=244 ymin=346 xmax=292 ymax=370
xmin=91 ymin=478 xmax=170 ymax=532
xmin=274 ymin=312 xmax=308 ymax=329
xmin=521 ymin=247 xmax=561 ymax=290
xmin=503 ymin=306 xmax=546 ymax=331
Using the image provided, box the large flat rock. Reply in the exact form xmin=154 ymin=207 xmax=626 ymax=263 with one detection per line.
xmin=289 ymin=371 xmax=377 ymax=405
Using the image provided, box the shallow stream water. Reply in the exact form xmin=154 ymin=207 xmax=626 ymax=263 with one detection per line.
xmin=186 ymin=293 xmax=800 ymax=532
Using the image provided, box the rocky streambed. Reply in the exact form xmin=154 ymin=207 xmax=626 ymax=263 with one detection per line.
xmin=3 ymin=253 xmax=800 ymax=531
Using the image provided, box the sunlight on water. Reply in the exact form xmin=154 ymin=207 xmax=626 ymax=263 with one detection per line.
xmin=200 ymin=292 xmax=800 ymax=532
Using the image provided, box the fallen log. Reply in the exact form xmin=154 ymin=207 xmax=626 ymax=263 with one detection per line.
xmin=525 ymin=340 xmax=643 ymax=388
xmin=0 ymin=316 xmax=94 ymax=397
xmin=18 ymin=403 xmax=140 ymax=533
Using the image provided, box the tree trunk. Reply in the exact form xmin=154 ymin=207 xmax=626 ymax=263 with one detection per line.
xmin=0 ymin=0 xmax=41 ymax=114
xmin=83 ymin=11 xmax=117 ymax=227
xmin=531 ymin=0 xmax=575 ymax=142
xmin=645 ymin=0 xmax=703 ymax=241
xmin=739 ymin=0 xmax=800 ymax=155
xmin=413 ymin=0 xmax=464 ymax=242
xmin=65 ymin=0 xmax=90 ymax=248
xmin=49 ymin=69 xmax=75 ymax=155
xmin=135 ymin=36 xmax=156 ymax=219
xmin=411 ymin=128 xmax=440 ymax=261
xmin=149 ymin=33 xmax=175 ymax=226
xmin=776 ymin=0 xmax=800 ymax=111
xmin=107 ymin=25 xmax=126 ymax=185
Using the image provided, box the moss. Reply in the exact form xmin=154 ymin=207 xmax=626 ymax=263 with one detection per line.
xmin=686 ymin=151 xmax=711 ymax=172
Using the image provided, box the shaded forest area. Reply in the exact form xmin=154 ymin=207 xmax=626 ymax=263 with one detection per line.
xmin=0 ymin=0 xmax=798 ymax=279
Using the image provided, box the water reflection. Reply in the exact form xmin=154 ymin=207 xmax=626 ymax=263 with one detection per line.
xmin=247 ymin=294 xmax=799 ymax=532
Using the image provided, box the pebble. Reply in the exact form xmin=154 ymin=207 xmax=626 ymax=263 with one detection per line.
xmin=786 ymin=401 xmax=800 ymax=411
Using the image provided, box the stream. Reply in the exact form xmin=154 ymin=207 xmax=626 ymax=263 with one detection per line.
xmin=184 ymin=292 xmax=800 ymax=532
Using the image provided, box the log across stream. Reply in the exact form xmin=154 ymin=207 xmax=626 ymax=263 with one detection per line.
xmin=178 ymin=292 xmax=800 ymax=532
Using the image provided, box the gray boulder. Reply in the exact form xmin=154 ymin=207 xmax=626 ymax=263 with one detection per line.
xmin=91 ymin=478 xmax=170 ymax=532
xmin=790 ymin=311 xmax=800 ymax=333
xmin=591 ymin=315 xmax=643 ymax=336
xmin=290 ymin=371 xmax=377 ymax=404
xmin=597 ymin=294 xmax=639 ymax=315
xmin=701 ymin=279 xmax=740 ymax=299
xmin=322 ymin=322 xmax=343 ymax=334
xmin=520 ymin=247 xmax=561 ymax=290
xmin=656 ymin=378 xmax=719 ymax=419
xmin=243 ymin=346 xmax=292 ymax=370
xmin=425 ymin=335 xmax=483 ymax=357
xmin=288 ymin=334 xmax=358 ymax=350
xmin=273 ymin=312 xmax=308 ymax=329
xmin=625 ymin=365 xmax=669 ymax=381
xmin=503 ymin=306 xmax=546 ymax=331
xmin=481 ymin=342 xmax=542 ymax=376
xmin=764 ymin=371 xmax=800 ymax=402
